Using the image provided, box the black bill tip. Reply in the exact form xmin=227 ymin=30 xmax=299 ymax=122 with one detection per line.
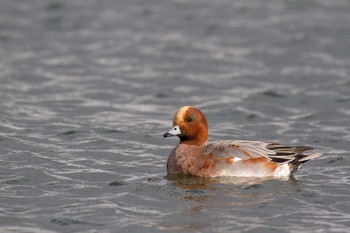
xmin=163 ymin=132 xmax=173 ymax=138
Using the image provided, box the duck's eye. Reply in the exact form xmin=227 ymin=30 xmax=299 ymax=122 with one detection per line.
xmin=186 ymin=117 xmax=193 ymax=122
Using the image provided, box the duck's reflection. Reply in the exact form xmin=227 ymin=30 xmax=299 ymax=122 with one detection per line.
xmin=156 ymin=175 xmax=301 ymax=232
xmin=166 ymin=174 xmax=300 ymax=208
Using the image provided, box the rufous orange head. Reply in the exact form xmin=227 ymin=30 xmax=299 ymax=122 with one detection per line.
xmin=163 ymin=106 xmax=208 ymax=145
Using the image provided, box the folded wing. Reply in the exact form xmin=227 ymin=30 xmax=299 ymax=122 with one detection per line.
xmin=203 ymin=140 xmax=319 ymax=164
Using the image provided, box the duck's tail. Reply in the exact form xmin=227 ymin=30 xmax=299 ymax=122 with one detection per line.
xmin=266 ymin=143 xmax=323 ymax=174
xmin=288 ymin=152 xmax=323 ymax=173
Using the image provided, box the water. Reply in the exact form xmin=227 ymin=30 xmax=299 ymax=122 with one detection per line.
xmin=0 ymin=0 xmax=350 ymax=232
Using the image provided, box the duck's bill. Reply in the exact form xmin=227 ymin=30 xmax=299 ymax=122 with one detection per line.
xmin=163 ymin=125 xmax=182 ymax=138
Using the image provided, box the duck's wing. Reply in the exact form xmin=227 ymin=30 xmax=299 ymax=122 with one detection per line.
xmin=203 ymin=140 xmax=317 ymax=164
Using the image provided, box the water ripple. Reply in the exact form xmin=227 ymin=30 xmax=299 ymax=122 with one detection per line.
xmin=1 ymin=0 xmax=350 ymax=232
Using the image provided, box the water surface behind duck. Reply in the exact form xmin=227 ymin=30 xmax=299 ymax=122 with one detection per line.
xmin=0 ymin=0 xmax=349 ymax=232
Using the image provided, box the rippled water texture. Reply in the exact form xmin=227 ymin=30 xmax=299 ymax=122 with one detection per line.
xmin=1 ymin=0 xmax=350 ymax=232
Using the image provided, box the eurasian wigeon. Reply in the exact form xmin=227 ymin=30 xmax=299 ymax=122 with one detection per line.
xmin=163 ymin=106 xmax=322 ymax=178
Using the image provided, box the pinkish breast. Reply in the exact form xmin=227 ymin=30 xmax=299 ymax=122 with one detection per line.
xmin=167 ymin=144 xmax=229 ymax=177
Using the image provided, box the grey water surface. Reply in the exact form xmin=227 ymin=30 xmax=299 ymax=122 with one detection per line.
xmin=1 ymin=0 xmax=350 ymax=232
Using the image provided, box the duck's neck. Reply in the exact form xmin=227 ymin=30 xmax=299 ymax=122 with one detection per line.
xmin=179 ymin=134 xmax=207 ymax=146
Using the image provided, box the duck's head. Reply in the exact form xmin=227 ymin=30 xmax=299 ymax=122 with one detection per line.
xmin=163 ymin=106 xmax=208 ymax=145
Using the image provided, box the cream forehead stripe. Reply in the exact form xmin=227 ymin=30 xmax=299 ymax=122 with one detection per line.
xmin=175 ymin=106 xmax=191 ymax=121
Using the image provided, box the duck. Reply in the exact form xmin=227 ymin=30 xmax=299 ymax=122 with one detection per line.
xmin=163 ymin=106 xmax=322 ymax=178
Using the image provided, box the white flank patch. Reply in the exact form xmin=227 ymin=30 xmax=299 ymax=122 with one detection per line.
xmin=273 ymin=164 xmax=291 ymax=177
